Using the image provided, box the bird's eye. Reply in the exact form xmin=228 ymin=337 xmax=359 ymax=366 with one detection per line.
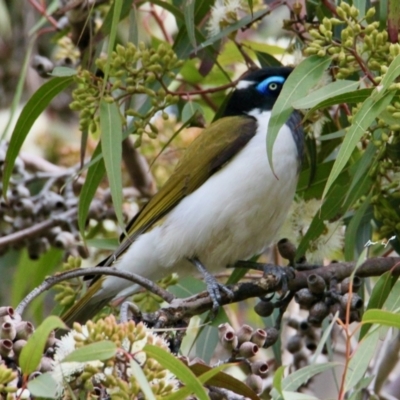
xmin=256 ymin=75 xmax=285 ymax=95
xmin=268 ymin=82 xmax=279 ymax=91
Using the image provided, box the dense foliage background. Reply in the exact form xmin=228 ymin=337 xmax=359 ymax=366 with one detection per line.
xmin=1 ymin=0 xmax=400 ymax=399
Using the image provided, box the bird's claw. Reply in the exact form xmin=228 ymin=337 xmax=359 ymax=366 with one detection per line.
xmin=261 ymin=264 xmax=295 ymax=296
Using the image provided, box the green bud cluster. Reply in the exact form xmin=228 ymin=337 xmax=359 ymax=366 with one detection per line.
xmin=132 ymin=272 xmax=178 ymax=312
xmin=70 ymin=42 xmax=181 ymax=142
xmin=53 ymin=256 xmax=83 ymax=308
xmin=305 ymin=3 xmax=394 ymax=79
xmin=71 ymin=315 xmax=178 ymax=398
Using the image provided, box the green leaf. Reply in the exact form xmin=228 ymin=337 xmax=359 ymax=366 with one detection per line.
xmin=378 ymin=53 xmax=400 ymax=93
xmin=359 ymin=270 xmax=398 ymax=339
xmin=310 ymin=315 xmax=338 ymax=364
xmin=362 ymin=309 xmax=400 ymax=329
xmin=20 ymin=316 xmax=66 ymax=375
xmin=345 ymin=329 xmax=380 ymax=391
xmin=303 ymin=88 xmax=373 ymax=119
xmin=63 ymin=341 xmax=117 ymax=362
xmin=27 ymin=372 xmax=59 ymax=399
xmin=78 ymin=144 xmax=105 ymax=237
xmin=144 ymin=344 xmax=209 ymax=400
xmin=3 ymin=76 xmax=74 ymax=194
xmin=282 ymin=392 xmax=319 ymax=400
xmin=50 ymin=66 xmax=77 ymax=77
xmin=267 ymin=55 xmax=331 ymax=171
xmin=322 ymin=91 xmax=395 ymax=199
xmin=273 ymin=365 xmax=285 ymax=395
xmin=195 ymin=8 xmax=270 ymax=51
xmin=130 ymin=359 xmax=156 ymax=400
xmin=282 ymin=363 xmax=338 ymax=392
xmin=99 ymin=101 xmax=124 ymax=230
xmin=1 ymin=38 xmax=34 ymax=140
xmin=184 ymin=0 xmax=196 ymax=48
xmin=292 ymin=80 xmax=360 ymax=110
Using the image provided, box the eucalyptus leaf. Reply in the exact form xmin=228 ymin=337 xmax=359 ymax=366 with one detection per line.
xmin=267 ymin=55 xmax=331 ymax=172
xmin=99 ymin=101 xmax=124 ymax=230
xmin=27 ymin=372 xmax=59 ymax=399
xmin=20 ymin=316 xmax=66 ymax=375
xmin=292 ymin=80 xmax=359 ymax=110
xmin=62 ymin=341 xmax=117 ymax=362
xmin=345 ymin=330 xmax=380 ymax=392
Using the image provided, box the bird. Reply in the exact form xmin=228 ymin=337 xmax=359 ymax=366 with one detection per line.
xmin=62 ymin=66 xmax=304 ymax=326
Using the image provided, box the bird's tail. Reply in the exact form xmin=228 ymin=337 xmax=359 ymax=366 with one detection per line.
xmin=61 ymin=278 xmax=111 ymax=327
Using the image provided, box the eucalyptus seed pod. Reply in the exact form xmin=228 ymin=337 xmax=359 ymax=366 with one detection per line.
xmin=236 ymin=324 xmax=253 ymax=345
xmin=286 ymin=334 xmax=303 ymax=354
xmin=277 ymin=238 xmax=297 ymax=263
xmin=340 ymin=277 xmax=362 ymax=294
xmin=254 ymin=300 xmax=274 ymax=317
xmin=245 ymin=374 xmax=263 ymax=395
xmin=31 ymin=55 xmax=54 ymax=77
xmin=264 ymin=327 xmax=279 ymax=348
xmin=54 ymin=231 xmax=76 ymax=249
xmin=294 ymin=288 xmax=318 ymax=308
xmin=0 ymin=339 xmax=13 ymax=357
xmin=250 ymin=329 xmax=267 ymax=347
xmin=287 ymin=319 xmax=300 ymax=330
xmin=340 ymin=293 xmax=363 ymax=311
xmin=293 ymin=351 xmax=308 ymax=369
xmin=13 ymin=339 xmax=27 ymax=360
xmin=14 ymin=198 xmax=34 ymax=217
xmin=218 ymin=323 xmax=238 ymax=350
xmin=15 ymin=321 xmax=34 ymax=340
xmin=250 ymin=360 xmax=269 ymax=378
xmin=307 ymin=274 xmax=326 ymax=294
xmin=0 ymin=322 xmax=16 ymax=341
xmin=304 ymin=337 xmax=318 ymax=352
xmin=238 ymin=342 xmax=259 ymax=358
xmin=0 ymin=307 xmax=15 ymax=319
xmin=40 ymin=357 xmax=53 ymax=372
xmin=308 ymin=301 xmax=329 ymax=327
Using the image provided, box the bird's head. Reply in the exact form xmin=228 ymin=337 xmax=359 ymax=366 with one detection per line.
xmin=223 ymin=67 xmax=293 ymax=117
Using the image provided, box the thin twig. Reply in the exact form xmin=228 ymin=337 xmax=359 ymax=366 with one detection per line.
xmin=16 ymin=266 xmax=175 ymax=315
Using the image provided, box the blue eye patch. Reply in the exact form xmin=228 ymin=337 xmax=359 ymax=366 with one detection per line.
xmin=256 ymin=76 xmax=286 ymax=94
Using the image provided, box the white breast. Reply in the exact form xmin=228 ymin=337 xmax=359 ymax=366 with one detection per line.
xmin=100 ymin=111 xmax=299 ymax=299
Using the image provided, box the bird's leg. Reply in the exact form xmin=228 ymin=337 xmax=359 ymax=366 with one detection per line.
xmin=233 ymin=261 xmax=295 ymax=294
xmin=188 ymin=257 xmax=234 ymax=314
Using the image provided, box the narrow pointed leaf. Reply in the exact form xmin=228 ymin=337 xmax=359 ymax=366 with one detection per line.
xmin=322 ymin=91 xmax=395 ymax=199
xmin=130 ymin=360 xmax=156 ymax=400
xmin=3 ymin=76 xmax=74 ymax=194
xmin=345 ymin=330 xmax=380 ymax=391
xmin=144 ymin=344 xmax=209 ymax=400
xmin=267 ymin=55 xmax=331 ymax=171
xmin=362 ymin=309 xmax=400 ymax=329
xmin=63 ymin=341 xmax=117 ymax=362
xmin=292 ymin=80 xmax=359 ymax=110
xmin=78 ymin=144 xmax=105 ymax=237
xmin=20 ymin=316 xmax=66 ymax=375
xmin=184 ymin=0 xmax=196 ymax=48
xmin=99 ymin=100 xmax=124 ymax=229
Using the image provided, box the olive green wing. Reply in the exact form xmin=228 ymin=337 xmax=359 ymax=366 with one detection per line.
xmin=104 ymin=115 xmax=257 ymax=265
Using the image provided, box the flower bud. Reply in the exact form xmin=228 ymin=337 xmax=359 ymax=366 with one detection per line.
xmin=238 ymin=341 xmax=259 ymax=358
xmin=236 ymin=324 xmax=253 ymax=345
xmin=16 ymin=388 xmax=31 ymax=399
xmin=250 ymin=329 xmax=266 ymax=347
xmin=245 ymin=374 xmax=263 ymax=395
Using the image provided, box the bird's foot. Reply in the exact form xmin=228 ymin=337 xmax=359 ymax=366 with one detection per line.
xmin=189 ymin=257 xmax=234 ymax=315
xmin=233 ymin=260 xmax=295 ymax=294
